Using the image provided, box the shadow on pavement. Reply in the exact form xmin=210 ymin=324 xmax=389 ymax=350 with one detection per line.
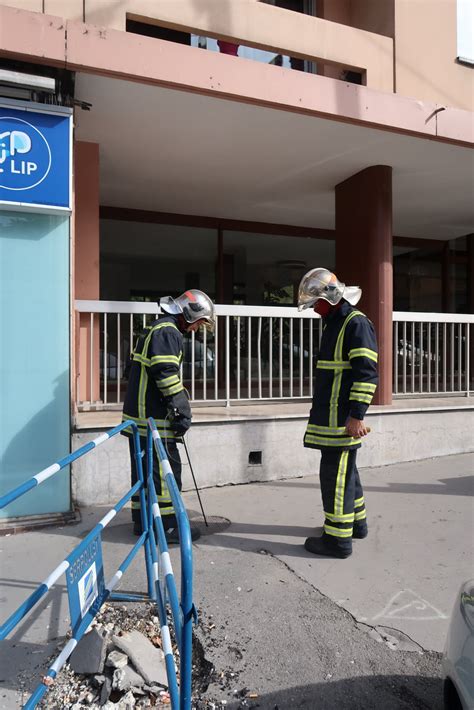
xmin=225 ymin=673 xmax=443 ymax=710
xmin=265 ymin=473 xmax=474 ymax=497
xmin=364 ymin=475 xmax=474 ymax=497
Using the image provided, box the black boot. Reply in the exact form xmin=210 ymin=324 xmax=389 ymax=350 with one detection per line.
xmin=304 ymin=535 xmax=352 ymax=559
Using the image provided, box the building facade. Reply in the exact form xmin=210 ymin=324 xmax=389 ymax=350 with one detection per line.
xmin=0 ymin=0 xmax=473 ymax=519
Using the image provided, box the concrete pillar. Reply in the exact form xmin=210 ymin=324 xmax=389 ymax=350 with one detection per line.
xmin=74 ymin=141 xmax=100 ymax=406
xmin=335 ymin=165 xmax=393 ymax=405
xmin=467 ymin=234 xmax=474 ymax=315
xmin=467 ymin=234 xmax=474 ymax=394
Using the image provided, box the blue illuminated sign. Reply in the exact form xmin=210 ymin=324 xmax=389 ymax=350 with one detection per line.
xmin=0 ymin=103 xmax=71 ymax=211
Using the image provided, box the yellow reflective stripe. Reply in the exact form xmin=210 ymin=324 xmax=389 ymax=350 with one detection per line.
xmin=168 ymin=383 xmax=184 ymax=396
xmin=305 ymin=434 xmax=360 ymax=447
xmin=316 ymin=360 xmax=351 ymax=370
xmin=150 ymin=355 xmax=181 ymax=366
xmin=122 ymin=413 xmax=172 ymax=428
xmin=334 ymin=450 xmax=349 ymax=516
xmin=324 ymin=524 xmax=353 ymax=538
xmin=133 ymin=353 xmax=151 ymax=366
xmin=328 ymin=311 xmax=363 ymax=428
xmin=324 ymin=511 xmax=355 ymax=522
xmin=352 ymin=382 xmax=376 ymax=392
xmin=329 ymin=370 xmax=343 ymax=428
xmin=138 ymin=364 xmax=148 ymax=422
xmin=137 ymin=323 xmax=159 ymax=419
xmin=349 ymin=393 xmax=373 ymax=404
xmin=159 ymin=382 xmax=184 ymax=396
xmin=159 ymin=374 xmax=181 ymax=385
xmin=306 ymin=424 xmax=347 ymax=435
xmin=122 ymin=413 xmax=176 ymax=438
xmin=349 ymin=348 xmax=378 ymax=362
xmin=354 ymin=496 xmax=365 ymax=507
xmin=354 ymin=511 xmax=367 ymax=521
xmin=335 ymin=311 xmax=363 ymax=360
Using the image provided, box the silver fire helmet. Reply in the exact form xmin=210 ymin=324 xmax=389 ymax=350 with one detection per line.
xmin=297 ymin=268 xmax=362 ymax=311
xmin=160 ymin=289 xmax=216 ymax=331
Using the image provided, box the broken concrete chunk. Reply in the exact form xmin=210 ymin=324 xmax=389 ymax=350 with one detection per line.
xmin=69 ymin=628 xmax=108 ymax=675
xmin=112 ymin=630 xmax=168 ymax=688
xmin=112 ymin=664 xmax=145 ymax=692
xmin=116 ymin=690 xmax=136 ymax=709
xmin=99 ymin=675 xmax=112 ymax=705
xmin=106 ymin=650 xmax=129 ymax=669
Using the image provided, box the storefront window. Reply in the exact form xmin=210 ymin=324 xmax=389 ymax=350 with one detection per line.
xmin=0 ymin=211 xmax=70 ymax=518
xmin=393 ymin=245 xmax=443 ymax=312
xmin=100 ymin=220 xmax=218 ymax=301
xmin=393 ymin=235 xmax=469 ymax=313
xmin=222 ymin=230 xmax=335 ymax=305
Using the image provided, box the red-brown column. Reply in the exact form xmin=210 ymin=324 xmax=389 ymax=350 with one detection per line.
xmin=73 ymin=141 xmax=100 ymax=406
xmin=335 ymin=165 xmax=393 ymax=405
xmin=467 ymin=234 xmax=474 ymax=314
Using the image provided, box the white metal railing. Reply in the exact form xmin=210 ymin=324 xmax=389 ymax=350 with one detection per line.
xmin=393 ymin=312 xmax=473 ymax=397
xmin=75 ymin=301 xmax=474 ymax=409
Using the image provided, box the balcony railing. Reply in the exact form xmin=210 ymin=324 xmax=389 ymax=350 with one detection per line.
xmin=393 ymin=312 xmax=473 ymax=397
xmin=75 ymin=301 xmax=473 ymax=410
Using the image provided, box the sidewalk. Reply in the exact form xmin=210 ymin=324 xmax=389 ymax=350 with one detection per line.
xmin=1 ymin=452 xmax=472 ymax=708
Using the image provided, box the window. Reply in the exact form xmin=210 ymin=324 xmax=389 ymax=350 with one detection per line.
xmin=457 ymin=0 xmax=474 ymax=65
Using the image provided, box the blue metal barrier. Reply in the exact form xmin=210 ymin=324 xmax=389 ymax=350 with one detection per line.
xmin=147 ymin=418 xmax=195 ymax=710
xmin=0 ymin=419 xmax=195 ymax=710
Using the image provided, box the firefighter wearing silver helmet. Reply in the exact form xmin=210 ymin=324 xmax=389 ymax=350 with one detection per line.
xmin=298 ymin=268 xmax=378 ymax=559
xmin=297 ymin=267 xmax=362 ymax=311
xmin=122 ymin=289 xmax=216 ymax=543
xmin=160 ymin=289 xmax=216 ymax=331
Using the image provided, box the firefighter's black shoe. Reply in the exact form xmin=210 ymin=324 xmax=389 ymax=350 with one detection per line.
xmin=165 ymin=526 xmax=201 ymax=545
xmin=304 ymin=536 xmax=352 ymax=559
xmin=133 ymin=522 xmax=143 ymax=536
xmin=352 ymin=524 xmax=368 ymax=539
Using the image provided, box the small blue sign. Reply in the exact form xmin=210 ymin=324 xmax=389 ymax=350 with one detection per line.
xmin=0 ymin=104 xmax=71 ymax=211
xmin=66 ymin=534 xmax=106 ymax=636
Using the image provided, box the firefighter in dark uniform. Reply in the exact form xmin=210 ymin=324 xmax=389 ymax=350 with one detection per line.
xmin=297 ymin=268 xmax=378 ymax=559
xmin=122 ymin=289 xmax=215 ymax=543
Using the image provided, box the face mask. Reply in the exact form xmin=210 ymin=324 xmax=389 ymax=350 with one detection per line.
xmin=313 ymin=299 xmax=332 ymax=317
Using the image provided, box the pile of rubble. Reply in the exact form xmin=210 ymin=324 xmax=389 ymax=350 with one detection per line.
xmin=37 ymin=601 xmax=256 ymax=709
xmin=39 ymin=602 xmax=174 ymax=709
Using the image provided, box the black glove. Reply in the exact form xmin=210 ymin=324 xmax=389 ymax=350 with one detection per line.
xmin=168 ymin=390 xmax=192 ymax=436
xmin=172 ymin=415 xmax=191 ymax=437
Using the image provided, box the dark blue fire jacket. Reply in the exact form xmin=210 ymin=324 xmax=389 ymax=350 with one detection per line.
xmin=122 ymin=315 xmax=185 ymax=439
xmin=304 ymin=300 xmax=378 ymax=450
